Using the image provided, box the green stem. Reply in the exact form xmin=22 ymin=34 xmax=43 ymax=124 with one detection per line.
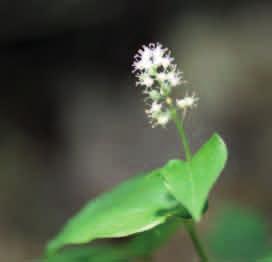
xmin=172 ymin=110 xmax=192 ymax=161
xmin=172 ymin=109 xmax=209 ymax=262
xmin=184 ymin=220 xmax=209 ymax=262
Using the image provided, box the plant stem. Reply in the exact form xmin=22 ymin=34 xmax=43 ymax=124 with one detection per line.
xmin=184 ymin=220 xmax=208 ymax=262
xmin=172 ymin=110 xmax=192 ymax=161
xmin=172 ymin=109 xmax=209 ymax=262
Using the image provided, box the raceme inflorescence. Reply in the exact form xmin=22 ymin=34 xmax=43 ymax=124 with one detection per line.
xmin=132 ymin=43 xmax=198 ymax=128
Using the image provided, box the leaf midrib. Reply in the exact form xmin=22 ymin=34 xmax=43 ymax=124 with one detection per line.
xmin=187 ymin=162 xmax=196 ymax=217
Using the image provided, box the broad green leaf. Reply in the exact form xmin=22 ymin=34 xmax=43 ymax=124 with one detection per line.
xmin=43 ymin=218 xmax=182 ymax=262
xmin=161 ymin=133 xmax=227 ymax=221
xmin=46 ymin=170 xmax=189 ymax=255
xmin=42 ymin=245 xmax=130 ymax=262
xmin=207 ymin=206 xmax=270 ymax=261
xmin=127 ymin=217 xmax=182 ymax=257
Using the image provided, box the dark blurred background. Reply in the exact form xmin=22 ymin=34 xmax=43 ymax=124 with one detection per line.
xmin=0 ymin=0 xmax=271 ymax=261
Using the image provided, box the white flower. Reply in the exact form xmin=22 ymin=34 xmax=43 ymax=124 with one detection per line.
xmin=133 ymin=45 xmax=153 ymax=71
xmin=157 ymin=111 xmax=171 ymax=127
xmin=157 ymin=72 xmax=168 ymax=82
xmin=161 ymin=55 xmax=174 ymax=69
xmin=139 ymin=45 xmax=153 ymax=60
xmin=166 ymin=71 xmax=181 ymax=86
xmin=132 ymin=43 xmax=175 ymax=73
xmin=152 ymin=44 xmax=174 ymax=68
xmin=137 ymin=73 xmax=154 ymax=87
xmin=145 ymin=102 xmax=162 ymax=118
xmin=152 ymin=44 xmax=166 ymax=65
xmin=133 ymin=58 xmax=153 ymax=72
xmin=149 ymin=102 xmax=162 ymax=114
xmin=153 ymin=45 xmax=173 ymax=68
xmin=176 ymin=94 xmax=199 ymax=110
xmin=145 ymin=103 xmax=171 ymax=128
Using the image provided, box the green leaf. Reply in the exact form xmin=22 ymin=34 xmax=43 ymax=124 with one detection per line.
xmin=127 ymin=217 xmax=182 ymax=257
xmin=42 ymin=245 xmax=130 ymax=262
xmin=46 ymin=170 xmax=189 ymax=255
xmin=43 ymin=218 xmax=182 ymax=262
xmin=42 ymin=219 xmax=182 ymax=262
xmin=161 ymin=133 xmax=227 ymax=221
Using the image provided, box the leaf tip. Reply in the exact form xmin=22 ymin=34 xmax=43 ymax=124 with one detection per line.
xmin=212 ymin=132 xmax=228 ymax=161
xmin=45 ymin=238 xmax=62 ymax=258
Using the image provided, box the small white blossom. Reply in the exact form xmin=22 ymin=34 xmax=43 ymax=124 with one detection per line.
xmin=176 ymin=93 xmax=199 ymax=110
xmin=145 ymin=103 xmax=172 ymax=128
xmin=157 ymin=111 xmax=171 ymax=127
xmin=149 ymin=102 xmax=162 ymax=114
xmin=166 ymin=71 xmax=181 ymax=87
xmin=132 ymin=43 xmax=175 ymax=73
xmin=133 ymin=45 xmax=153 ymax=71
xmin=161 ymin=55 xmax=174 ymax=69
xmin=145 ymin=102 xmax=162 ymax=117
xmin=152 ymin=44 xmax=166 ymax=65
xmin=137 ymin=73 xmax=154 ymax=87
xmin=152 ymin=45 xmax=174 ymax=68
xmin=133 ymin=59 xmax=152 ymax=72
xmin=157 ymin=72 xmax=168 ymax=82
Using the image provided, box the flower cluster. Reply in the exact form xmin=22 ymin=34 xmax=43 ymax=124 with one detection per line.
xmin=132 ymin=43 xmax=198 ymax=128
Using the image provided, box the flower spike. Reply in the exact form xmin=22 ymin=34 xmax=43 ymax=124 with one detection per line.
xmin=132 ymin=43 xmax=198 ymax=127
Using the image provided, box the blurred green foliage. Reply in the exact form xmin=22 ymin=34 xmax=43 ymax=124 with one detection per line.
xmin=207 ymin=206 xmax=271 ymax=261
